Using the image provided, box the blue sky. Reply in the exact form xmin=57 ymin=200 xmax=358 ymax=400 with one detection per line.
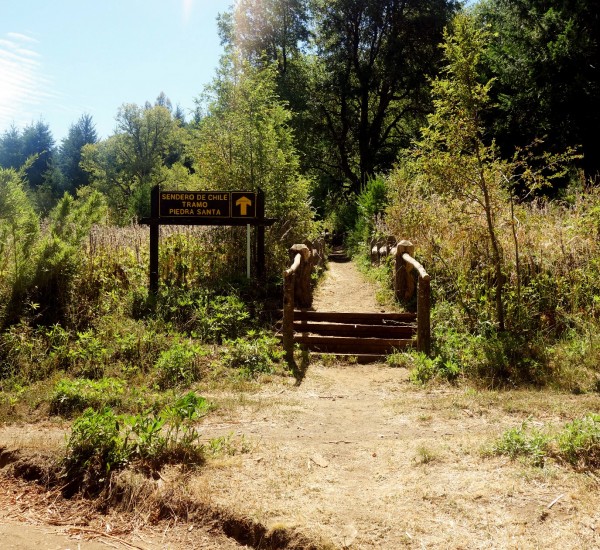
xmin=0 ymin=0 xmax=232 ymax=143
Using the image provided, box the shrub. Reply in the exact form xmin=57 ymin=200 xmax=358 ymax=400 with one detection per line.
xmin=556 ymin=415 xmax=600 ymax=469
xmin=68 ymin=330 xmax=109 ymax=379
xmin=408 ymin=352 xmax=461 ymax=385
xmin=156 ymin=289 xmax=250 ymax=342
xmin=491 ymin=421 xmax=550 ymax=467
xmin=221 ymin=331 xmax=284 ymax=377
xmin=62 ymin=392 xmax=211 ymax=493
xmin=154 ymin=340 xmax=208 ymax=389
xmin=50 ymin=377 xmax=125 ymax=416
xmin=63 ymin=407 xmax=130 ymax=492
xmin=491 ymin=415 xmax=600 ymax=470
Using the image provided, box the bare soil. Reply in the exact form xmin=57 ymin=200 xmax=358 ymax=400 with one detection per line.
xmin=2 ymin=257 xmax=600 ymax=548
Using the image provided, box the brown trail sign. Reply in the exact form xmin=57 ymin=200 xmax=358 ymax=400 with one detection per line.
xmin=141 ymin=186 xmax=275 ymax=293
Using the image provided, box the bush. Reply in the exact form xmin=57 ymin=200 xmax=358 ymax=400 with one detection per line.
xmin=408 ymin=352 xmax=461 ymax=385
xmin=62 ymin=392 xmax=211 ymax=493
xmin=491 ymin=415 xmax=600 ymax=470
xmin=63 ymin=407 xmax=129 ymax=491
xmin=156 ymin=289 xmax=250 ymax=342
xmin=491 ymin=421 xmax=549 ymax=467
xmin=154 ymin=340 xmax=208 ymax=389
xmin=221 ymin=331 xmax=284 ymax=377
xmin=556 ymin=415 xmax=600 ymax=469
xmin=50 ymin=377 xmax=125 ymax=416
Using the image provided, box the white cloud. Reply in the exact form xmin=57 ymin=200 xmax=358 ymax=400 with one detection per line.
xmin=0 ymin=32 xmax=53 ymax=130
xmin=6 ymin=32 xmax=38 ymax=43
xmin=182 ymin=0 xmax=194 ymax=25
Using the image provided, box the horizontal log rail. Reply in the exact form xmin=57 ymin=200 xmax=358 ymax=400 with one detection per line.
xmin=286 ymin=253 xmax=302 ymax=275
xmin=402 ymin=252 xmax=429 ymax=281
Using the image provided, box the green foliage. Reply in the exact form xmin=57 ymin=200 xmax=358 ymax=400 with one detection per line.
xmin=50 ymin=377 xmax=124 ymax=416
xmin=20 ymin=120 xmax=55 ymax=193
xmin=0 ymin=185 xmax=107 ymax=328
xmin=154 ymin=340 xmax=208 ymax=389
xmin=492 ymin=415 xmax=600 ymax=471
xmin=67 ymin=330 xmax=109 ymax=378
xmin=347 ymin=176 xmax=389 ymax=253
xmin=304 ymin=0 xmax=455 ymax=197
xmin=492 ymin=421 xmax=549 ymax=467
xmin=156 ymin=288 xmax=250 ymax=342
xmin=206 ymin=432 xmax=252 ymax=457
xmin=193 ymin=56 xmax=314 ymax=270
xmin=408 ymin=352 xmax=461 ymax=386
xmin=0 ymin=168 xmax=40 ymax=303
xmin=63 ymin=392 xmax=211 ymax=493
xmin=58 ymin=114 xmax=98 ymax=194
xmin=81 ymin=103 xmax=185 ymax=222
xmin=477 ymin=0 xmax=600 ymax=178
xmin=128 ymin=392 xmax=210 ymax=464
xmin=221 ymin=331 xmax=284 ymax=377
xmin=556 ymin=415 xmax=600 ymax=469
xmin=63 ymin=407 xmax=129 ymax=489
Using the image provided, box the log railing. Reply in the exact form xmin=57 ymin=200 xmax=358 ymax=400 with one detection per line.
xmin=372 ymin=238 xmax=431 ymax=356
xmin=282 ymin=240 xmax=325 ymax=364
xmin=395 ymin=241 xmax=431 ymax=356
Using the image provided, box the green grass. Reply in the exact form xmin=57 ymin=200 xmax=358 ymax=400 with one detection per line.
xmin=490 ymin=414 xmax=600 ymax=470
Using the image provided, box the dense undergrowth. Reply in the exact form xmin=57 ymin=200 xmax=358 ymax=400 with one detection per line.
xmin=0 ymin=165 xmax=300 ymax=490
xmin=341 ymin=15 xmax=600 ymax=394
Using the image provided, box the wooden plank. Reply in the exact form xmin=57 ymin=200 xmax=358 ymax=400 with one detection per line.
xmin=292 ymin=335 xmax=414 ymax=353
xmin=291 ymin=311 xmax=416 ymax=324
xmin=292 ymin=321 xmax=415 ymax=338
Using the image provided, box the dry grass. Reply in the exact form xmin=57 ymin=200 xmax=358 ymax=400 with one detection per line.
xmin=3 ymin=362 xmax=600 ymax=548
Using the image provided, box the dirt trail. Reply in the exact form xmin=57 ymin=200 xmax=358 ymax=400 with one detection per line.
xmin=194 ymin=257 xmax=600 ymax=548
xmin=311 ymin=255 xmax=387 ymax=313
xmin=2 ymin=256 xmax=600 ymax=548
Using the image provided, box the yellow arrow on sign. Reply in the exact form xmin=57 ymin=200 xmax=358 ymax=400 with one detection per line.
xmin=235 ymin=196 xmax=252 ymax=216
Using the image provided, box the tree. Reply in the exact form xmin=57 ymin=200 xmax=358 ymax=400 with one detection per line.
xmin=21 ymin=119 xmax=55 ymax=190
xmin=81 ymin=103 xmax=182 ymax=221
xmin=58 ymin=114 xmax=98 ymax=194
xmin=477 ymin=0 xmax=600 ymax=178
xmin=0 ymin=125 xmax=25 ymax=169
xmin=218 ymin=0 xmax=313 ymax=131
xmin=155 ymin=91 xmax=173 ymax=112
xmin=415 ymin=12 xmax=507 ymax=330
xmin=307 ymin=0 xmax=457 ymax=196
xmin=221 ymin=0 xmax=310 ymax=75
xmin=193 ymin=54 xmax=313 ymax=263
xmin=0 ymin=167 xmax=40 ymax=299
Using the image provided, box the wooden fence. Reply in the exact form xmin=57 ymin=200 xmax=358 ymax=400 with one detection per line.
xmin=282 ymin=237 xmax=430 ymax=363
xmin=371 ymin=238 xmax=431 ymax=355
xmin=282 ymin=239 xmax=326 ymax=363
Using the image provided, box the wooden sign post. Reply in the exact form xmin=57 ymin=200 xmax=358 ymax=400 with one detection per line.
xmin=142 ymin=186 xmax=274 ymax=293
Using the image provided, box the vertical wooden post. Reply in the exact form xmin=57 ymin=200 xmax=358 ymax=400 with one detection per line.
xmin=417 ymin=275 xmax=431 ymax=355
xmin=149 ymin=185 xmax=159 ymax=294
xmin=290 ymin=244 xmax=312 ymax=308
xmin=394 ymin=240 xmax=414 ymax=301
xmin=371 ymin=238 xmax=379 ymax=265
xmin=283 ymin=270 xmax=295 ymax=365
xmin=256 ymin=188 xmax=265 ymax=280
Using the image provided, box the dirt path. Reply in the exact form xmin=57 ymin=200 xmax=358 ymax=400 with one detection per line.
xmin=196 ymin=365 xmax=600 ymax=549
xmin=2 ymin=257 xmax=600 ymax=548
xmin=312 ymin=255 xmax=389 ymax=313
xmin=193 ymin=257 xmax=600 ymax=548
